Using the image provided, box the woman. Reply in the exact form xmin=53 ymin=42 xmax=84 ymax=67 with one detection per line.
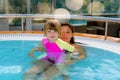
xmin=61 ymin=23 xmax=86 ymax=60
xmin=39 ymin=23 xmax=86 ymax=80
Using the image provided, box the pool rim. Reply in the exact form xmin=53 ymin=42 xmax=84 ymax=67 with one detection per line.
xmin=0 ymin=33 xmax=120 ymax=54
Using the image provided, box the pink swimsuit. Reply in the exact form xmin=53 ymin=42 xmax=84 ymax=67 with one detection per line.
xmin=42 ymin=38 xmax=65 ymax=64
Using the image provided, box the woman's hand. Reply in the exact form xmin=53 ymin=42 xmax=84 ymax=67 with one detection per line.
xmin=72 ymin=44 xmax=86 ymax=60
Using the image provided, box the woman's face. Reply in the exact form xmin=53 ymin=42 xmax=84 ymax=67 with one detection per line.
xmin=61 ymin=26 xmax=73 ymax=43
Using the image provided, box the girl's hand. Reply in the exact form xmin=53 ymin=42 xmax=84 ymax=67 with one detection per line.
xmin=29 ymin=50 xmax=35 ymax=58
xmin=33 ymin=47 xmax=40 ymax=50
xmin=29 ymin=47 xmax=40 ymax=58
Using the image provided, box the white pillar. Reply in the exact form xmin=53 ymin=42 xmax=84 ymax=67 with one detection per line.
xmin=0 ymin=19 xmax=9 ymax=31
xmin=25 ymin=0 xmax=32 ymax=31
xmin=25 ymin=18 xmax=32 ymax=30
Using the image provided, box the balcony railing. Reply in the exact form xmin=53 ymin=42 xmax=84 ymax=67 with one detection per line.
xmin=0 ymin=14 xmax=120 ymax=40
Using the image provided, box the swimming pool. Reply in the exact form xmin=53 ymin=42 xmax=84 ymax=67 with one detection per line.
xmin=0 ymin=34 xmax=120 ymax=80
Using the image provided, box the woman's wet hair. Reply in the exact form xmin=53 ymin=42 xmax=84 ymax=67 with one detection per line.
xmin=61 ymin=23 xmax=75 ymax=44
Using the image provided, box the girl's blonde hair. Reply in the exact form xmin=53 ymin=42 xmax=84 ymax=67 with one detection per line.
xmin=43 ymin=19 xmax=61 ymax=37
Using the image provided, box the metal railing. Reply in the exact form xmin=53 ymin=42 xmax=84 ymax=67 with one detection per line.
xmin=0 ymin=14 xmax=120 ymax=40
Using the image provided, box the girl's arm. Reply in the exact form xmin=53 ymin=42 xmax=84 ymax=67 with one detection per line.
xmin=56 ymin=39 xmax=76 ymax=53
xmin=29 ymin=47 xmax=40 ymax=58
xmin=29 ymin=42 xmax=46 ymax=58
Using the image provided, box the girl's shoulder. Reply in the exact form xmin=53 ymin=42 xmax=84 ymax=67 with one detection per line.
xmin=42 ymin=37 xmax=49 ymax=44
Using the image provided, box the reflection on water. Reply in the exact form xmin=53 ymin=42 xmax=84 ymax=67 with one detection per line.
xmin=0 ymin=41 xmax=120 ymax=80
xmin=0 ymin=66 xmax=21 ymax=74
xmin=68 ymin=46 xmax=120 ymax=80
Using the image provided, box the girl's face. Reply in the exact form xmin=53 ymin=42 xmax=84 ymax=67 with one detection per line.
xmin=46 ymin=30 xmax=58 ymax=42
xmin=61 ymin=26 xmax=73 ymax=44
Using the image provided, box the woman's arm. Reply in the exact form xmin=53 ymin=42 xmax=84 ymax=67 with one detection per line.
xmin=73 ymin=44 xmax=86 ymax=60
xmin=64 ymin=44 xmax=86 ymax=64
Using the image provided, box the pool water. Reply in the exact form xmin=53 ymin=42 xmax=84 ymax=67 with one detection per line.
xmin=0 ymin=40 xmax=120 ymax=80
